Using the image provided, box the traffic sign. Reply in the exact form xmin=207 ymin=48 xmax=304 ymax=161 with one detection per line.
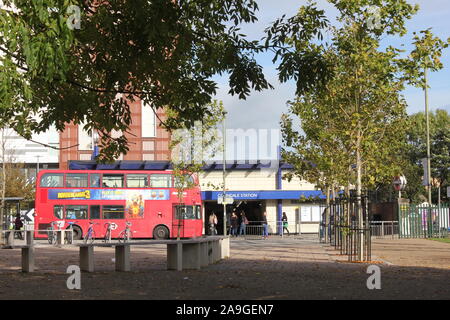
xmin=24 ymin=208 xmax=35 ymax=222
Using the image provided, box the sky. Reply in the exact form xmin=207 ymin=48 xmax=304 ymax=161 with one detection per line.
xmin=212 ymin=0 xmax=450 ymax=135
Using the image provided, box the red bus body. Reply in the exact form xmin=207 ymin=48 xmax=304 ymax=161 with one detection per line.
xmin=34 ymin=170 xmax=203 ymax=240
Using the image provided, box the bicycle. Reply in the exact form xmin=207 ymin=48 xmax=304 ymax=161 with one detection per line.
xmin=103 ymin=222 xmax=113 ymax=243
xmin=118 ymin=222 xmax=132 ymax=243
xmin=64 ymin=221 xmax=78 ymax=244
xmin=47 ymin=221 xmax=59 ymax=245
xmin=83 ymin=221 xmax=98 ymax=244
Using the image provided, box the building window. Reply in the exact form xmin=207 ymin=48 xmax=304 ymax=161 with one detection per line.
xmin=102 ymin=174 xmax=124 ymax=188
xmin=126 ymin=174 xmax=148 ymax=188
xmin=150 ymin=174 xmax=172 ymax=188
xmin=142 ymin=103 xmax=156 ymax=137
xmin=66 ymin=174 xmax=88 ymax=188
xmin=78 ymin=123 xmax=92 ymax=150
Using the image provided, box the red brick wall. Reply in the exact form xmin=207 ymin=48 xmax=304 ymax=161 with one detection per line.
xmin=59 ymin=99 xmax=171 ymax=169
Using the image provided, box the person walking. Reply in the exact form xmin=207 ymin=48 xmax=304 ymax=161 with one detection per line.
xmin=230 ymin=212 xmax=238 ymax=237
xmin=239 ymin=211 xmax=248 ymax=236
xmin=208 ymin=212 xmax=218 ymax=235
xmin=282 ymin=212 xmax=290 ymax=236
xmin=262 ymin=211 xmax=268 ymax=239
xmin=14 ymin=213 xmax=23 ymax=240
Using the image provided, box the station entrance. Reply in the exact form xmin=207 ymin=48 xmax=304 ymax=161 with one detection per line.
xmin=204 ymin=200 xmax=266 ymax=235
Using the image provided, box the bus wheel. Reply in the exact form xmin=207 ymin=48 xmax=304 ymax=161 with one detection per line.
xmin=72 ymin=226 xmax=82 ymax=240
xmin=153 ymin=225 xmax=169 ymax=240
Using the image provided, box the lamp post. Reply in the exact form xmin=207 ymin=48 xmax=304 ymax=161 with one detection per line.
xmin=222 ymin=117 xmax=227 ymax=236
xmin=424 ymin=67 xmax=432 ymax=205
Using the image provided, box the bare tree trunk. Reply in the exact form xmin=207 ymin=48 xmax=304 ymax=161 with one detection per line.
xmin=324 ymin=185 xmax=331 ymax=241
xmin=356 ymin=139 xmax=363 ymax=260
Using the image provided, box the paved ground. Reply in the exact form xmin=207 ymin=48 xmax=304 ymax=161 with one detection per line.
xmin=0 ymin=235 xmax=449 ymax=299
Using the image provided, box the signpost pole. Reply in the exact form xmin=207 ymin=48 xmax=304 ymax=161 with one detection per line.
xmin=222 ymin=118 xmax=227 ymax=236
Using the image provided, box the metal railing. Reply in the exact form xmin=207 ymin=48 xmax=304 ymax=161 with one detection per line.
xmin=370 ymin=221 xmax=399 ymax=239
xmin=1 ymin=228 xmax=73 ymax=247
xmin=399 ymin=203 xmax=450 ymax=239
xmin=227 ymin=220 xmax=300 ymax=240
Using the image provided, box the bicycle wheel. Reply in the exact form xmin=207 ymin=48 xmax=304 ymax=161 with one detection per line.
xmin=103 ymin=230 xmax=111 ymax=243
xmin=65 ymin=229 xmax=73 ymax=244
xmin=118 ymin=230 xmax=128 ymax=243
xmin=83 ymin=230 xmax=95 ymax=244
xmin=47 ymin=228 xmax=54 ymax=244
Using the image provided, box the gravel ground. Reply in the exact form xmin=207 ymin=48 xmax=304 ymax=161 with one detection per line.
xmin=0 ymin=236 xmax=449 ymax=300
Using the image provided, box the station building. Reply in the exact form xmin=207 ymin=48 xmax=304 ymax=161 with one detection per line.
xmin=199 ymin=161 xmax=325 ymax=235
xmin=69 ymin=160 xmax=326 ymax=235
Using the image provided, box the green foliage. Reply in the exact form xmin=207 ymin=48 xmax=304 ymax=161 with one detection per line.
xmin=280 ymin=0 xmax=415 ymax=200
xmin=1 ymin=162 xmax=35 ymax=200
xmin=169 ymin=100 xmax=226 ymax=203
xmin=0 ymin=0 xmax=270 ymax=161
xmin=403 ymin=110 xmax=450 ymax=203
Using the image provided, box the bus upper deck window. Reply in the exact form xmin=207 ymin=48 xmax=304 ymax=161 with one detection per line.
xmin=150 ymin=174 xmax=172 ymax=188
xmin=40 ymin=173 xmax=64 ymax=187
xmin=66 ymin=174 xmax=88 ymax=188
xmin=174 ymin=174 xmax=194 ymax=188
xmin=127 ymin=174 xmax=148 ymax=188
xmin=102 ymin=174 xmax=124 ymax=188
xmin=90 ymin=174 xmax=101 ymax=188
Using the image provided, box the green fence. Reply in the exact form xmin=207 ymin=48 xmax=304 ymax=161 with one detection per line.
xmin=399 ymin=203 xmax=450 ymax=238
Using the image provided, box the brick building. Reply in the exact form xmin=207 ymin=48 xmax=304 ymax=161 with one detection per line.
xmin=59 ymin=99 xmax=171 ymax=169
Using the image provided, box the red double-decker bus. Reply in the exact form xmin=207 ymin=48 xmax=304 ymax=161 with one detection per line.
xmin=34 ymin=170 xmax=203 ymax=240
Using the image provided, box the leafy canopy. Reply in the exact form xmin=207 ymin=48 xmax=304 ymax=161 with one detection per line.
xmin=0 ymin=0 xmax=271 ymax=161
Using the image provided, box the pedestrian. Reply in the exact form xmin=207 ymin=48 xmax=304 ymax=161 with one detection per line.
xmin=208 ymin=212 xmax=218 ymax=235
xmin=230 ymin=212 xmax=238 ymax=237
xmin=262 ymin=211 xmax=268 ymax=239
xmin=14 ymin=213 xmax=23 ymax=240
xmin=239 ymin=211 xmax=248 ymax=236
xmin=282 ymin=212 xmax=290 ymax=236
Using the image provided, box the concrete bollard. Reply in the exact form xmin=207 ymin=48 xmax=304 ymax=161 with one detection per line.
xmin=200 ymin=242 xmax=209 ymax=267
xmin=219 ymin=237 xmax=230 ymax=259
xmin=211 ymin=239 xmax=221 ymax=263
xmin=57 ymin=230 xmax=64 ymax=245
xmin=115 ymin=245 xmax=131 ymax=272
xmin=167 ymin=242 xmax=184 ymax=271
xmin=26 ymin=231 xmax=34 ymax=246
xmin=21 ymin=247 xmax=35 ymax=272
xmin=182 ymin=243 xmax=201 ymax=270
xmin=80 ymin=246 xmax=94 ymax=272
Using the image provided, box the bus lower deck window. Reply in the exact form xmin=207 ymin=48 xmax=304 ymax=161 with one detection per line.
xmin=90 ymin=205 xmax=101 ymax=219
xmin=102 ymin=205 xmax=125 ymax=219
xmin=65 ymin=205 xmax=88 ymax=219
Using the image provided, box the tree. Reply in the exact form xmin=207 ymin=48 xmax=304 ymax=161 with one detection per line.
xmin=403 ymin=110 xmax=450 ymax=203
xmin=0 ymin=128 xmax=34 ymax=243
xmin=169 ymin=100 xmax=225 ymax=239
xmin=0 ymin=0 xmax=271 ymax=161
xmin=276 ymin=0 xmax=427 ymax=259
xmin=401 ymin=30 xmax=450 ymax=204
